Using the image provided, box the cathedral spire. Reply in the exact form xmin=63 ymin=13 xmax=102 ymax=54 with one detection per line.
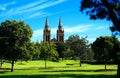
xmin=58 ymin=17 xmax=63 ymax=31
xmin=43 ymin=17 xmax=51 ymax=43
xmin=45 ymin=17 xmax=49 ymax=28
xmin=44 ymin=17 xmax=50 ymax=31
xmin=59 ymin=17 xmax=62 ymax=28
xmin=57 ymin=17 xmax=64 ymax=42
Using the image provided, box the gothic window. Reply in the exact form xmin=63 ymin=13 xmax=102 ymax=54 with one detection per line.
xmin=48 ymin=35 xmax=50 ymax=41
xmin=46 ymin=36 xmax=48 ymax=41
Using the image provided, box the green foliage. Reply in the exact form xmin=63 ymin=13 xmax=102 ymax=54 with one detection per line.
xmin=92 ymin=36 xmax=113 ymax=62
xmin=0 ymin=20 xmax=33 ymax=60
xmin=80 ymin=0 xmax=120 ymax=32
xmin=0 ymin=20 xmax=33 ymax=72
xmin=92 ymin=36 xmax=120 ymax=62
xmin=40 ymin=43 xmax=59 ymax=68
xmin=65 ymin=35 xmax=92 ymax=67
xmin=40 ymin=43 xmax=58 ymax=60
xmin=64 ymin=48 xmax=75 ymax=59
xmin=66 ymin=35 xmax=90 ymax=60
xmin=80 ymin=0 xmax=120 ymax=77
xmin=32 ymin=41 xmax=41 ymax=58
xmin=56 ymin=42 xmax=67 ymax=59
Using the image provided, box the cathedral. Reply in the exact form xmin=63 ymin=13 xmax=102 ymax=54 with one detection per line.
xmin=43 ymin=17 xmax=64 ymax=43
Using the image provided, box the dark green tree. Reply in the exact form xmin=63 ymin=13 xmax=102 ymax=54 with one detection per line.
xmin=32 ymin=41 xmax=41 ymax=59
xmin=80 ymin=0 xmax=120 ymax=77
xmin=18 ymin=42 xmax=35 ymax=63
xmin=40 ymin=43 xmax=58 ymax=68
xmin=0 ymin=20 xmax=32 ymax=72
xmin=56 ymin=42 xmax=67 ymax=59
xmin=91 ymin=36 xmax=117 ymax=70
xmin=80 ymin=0 xmax=120 ymax=32
xmin=66 ymin=35 xmax=89 ymax=67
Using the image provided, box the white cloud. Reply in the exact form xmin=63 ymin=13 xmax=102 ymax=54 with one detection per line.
xmin=28 ymin=12 xmax=45 ymax=19
xmin=2 ymin=0 xmax=67 ymax=17
xmin=94 ymin=26 xmax=108 ymax=30
xmin=0 ymin=1 xmax=16 ymax=11
xmin=3 ymin=1 xmax=16 ymax=7
xmin=51 ymin=28 xmax=57 ymax=34
xmin=0 ymin=6 xmax=6 ymax=11
xmin=20 ymin=0 xmax=66 ymax=13
xmin=16 ymin=0 xmax=46 ymax=11
xmin=32 ymin=29 xmax=43 ymax=37
xmin=14 ymin=0 xmax=47 ymax=14
xmin=64 ymin=24 xmax=93 ymax=33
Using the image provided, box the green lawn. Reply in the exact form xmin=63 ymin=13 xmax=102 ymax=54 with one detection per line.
xmin=0 ymin=60 xmax=117 ymax=78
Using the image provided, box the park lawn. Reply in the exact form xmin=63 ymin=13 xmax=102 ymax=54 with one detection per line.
xmin=0 ymin=60 xmax=117 ymax=78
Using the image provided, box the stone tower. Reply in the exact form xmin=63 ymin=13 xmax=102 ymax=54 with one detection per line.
xmin=43 ymin=17 xmax=51 ymax=43
xmin=57 ymin=17 xmax=64 ymax=42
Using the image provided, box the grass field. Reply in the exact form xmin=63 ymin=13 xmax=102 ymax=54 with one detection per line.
xmin=0 ymin=60 xmax=117 ymax=78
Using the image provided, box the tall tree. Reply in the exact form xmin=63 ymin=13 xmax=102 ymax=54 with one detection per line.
xmin=66 ymin=35 xmax=89 ymax=67
xmin=40 ymin=43 xmax=58 ymax=68
xmin=80 ymin=0 xmax=120 ymax=77
xmin=91 ymin=36 xmax=117 ymax=70
xmin=0 ymin=20 xmax=32 ymax=72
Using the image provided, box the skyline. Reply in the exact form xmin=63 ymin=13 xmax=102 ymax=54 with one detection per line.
xmin=0 ymin=0 xmax=113 ymax=43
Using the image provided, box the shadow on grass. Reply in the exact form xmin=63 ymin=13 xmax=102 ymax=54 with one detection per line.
xmin=0 ymin=68 xmax=10 ymax=70
xmin=0 ymin=74 xmax=116 ymax=78
xmin=42 ymin=69 xmax=117 ymax=72
xmin=14 ymin=66 xmax=75 ymax=70
xmin=0 ymin=71 xmax=9 ymax=74
xmin=15 ymin=67 xmax=54 ymax=70
xmin=0 ymin=68 xmax=11 ymax=74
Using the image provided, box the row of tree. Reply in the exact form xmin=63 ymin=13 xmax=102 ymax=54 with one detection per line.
xmin=0 ymin=20 xmax=93 ymax=72
xmin=0 ymin=20 xmax=120 ymax=76
xmin=34 ymin=35 xmax=94 ymax=68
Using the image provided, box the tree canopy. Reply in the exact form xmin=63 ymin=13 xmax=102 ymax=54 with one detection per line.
xmin=66 ymin=35 xmax=90 ymax=67
xmin=56 ymin=42 xmax=67 ymax=59
xmin=80 ymin=0 xmax=120 ymax=32
xmin=91 ymin=36 xmax=119 ymax=70
xmin=0 ymin=20 xmax=33 ymax=72
xmin=40 ymin=43 xmax=58 ymax=68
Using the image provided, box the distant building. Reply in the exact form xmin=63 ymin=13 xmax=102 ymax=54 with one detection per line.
xmin=43 ymin=17 xmax=64 ymax=43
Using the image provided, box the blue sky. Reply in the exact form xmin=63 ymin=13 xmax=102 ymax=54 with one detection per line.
xmin=0 ymin=0 xmax=112 ymax=43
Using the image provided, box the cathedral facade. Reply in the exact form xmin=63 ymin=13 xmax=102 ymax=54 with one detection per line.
xmin=43 ymin=17 xmax=64 ymax=43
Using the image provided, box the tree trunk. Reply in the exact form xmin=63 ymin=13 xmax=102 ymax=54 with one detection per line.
xmin=105 ymin=61 xmax=107 ymax=70
xmin=117 ymin=63 xmax=120 ymax=78
xmin=11 ymin=59 xmax=14 ymax=72
xmin=101 ymin=0 xmax=120 ymax=32
xmin=79 ymin=59 xmax=81 ymax=67
xmin=45 ymin=59 xmax=47 ymax=69
xmin=0 ymin=59 xmax=3 ymax=68
xmin=21 ymin=60 xmax=23 ymax=64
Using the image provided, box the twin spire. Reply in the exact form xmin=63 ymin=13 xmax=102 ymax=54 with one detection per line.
xmin=45 ymin=17 xmax=63 ymax=31
xmin=43 ymin=17 xmax=64 ymax=43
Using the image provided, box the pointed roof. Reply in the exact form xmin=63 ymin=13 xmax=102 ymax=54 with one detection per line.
xmin=45 ymin=17 xmax=49 ymax=28
xmin=44 ymin=17 xmax=50 ymax=31
xmin=58 ymin=17 xmax=63 ymax=31
xmin=58 ymin=17 xmax=62 ymax=28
